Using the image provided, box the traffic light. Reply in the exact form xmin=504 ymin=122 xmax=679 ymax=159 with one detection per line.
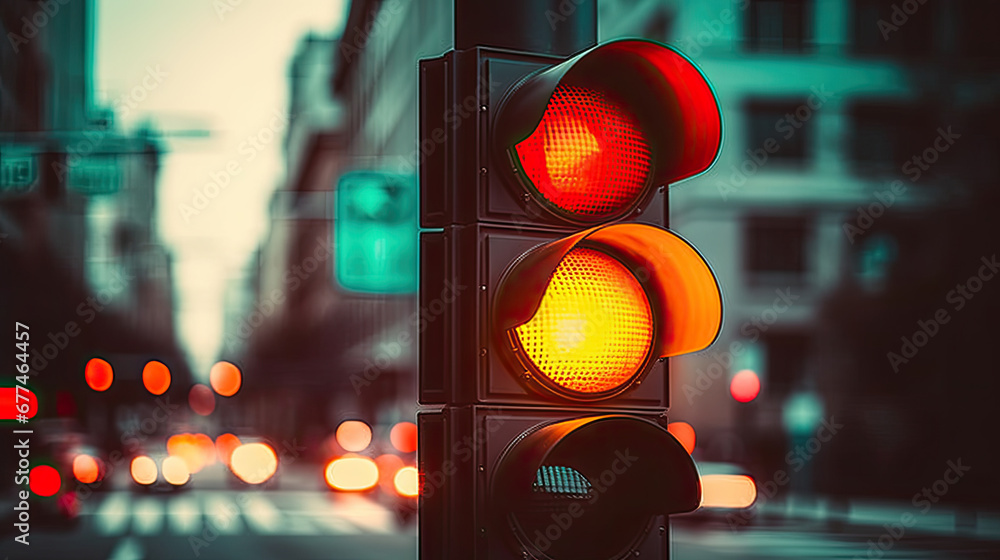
xmin=419 ymin=39 xmax=723 ymax=559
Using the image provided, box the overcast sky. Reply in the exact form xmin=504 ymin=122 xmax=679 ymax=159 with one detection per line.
xmin=95 ymin=0 xmax=346 ymax=380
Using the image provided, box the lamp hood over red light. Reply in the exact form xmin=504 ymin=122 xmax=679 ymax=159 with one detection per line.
xmin=494 ymin=39 xmax=722 ymax=223
xmin=495 ymin=222 xmax=723 ymax=364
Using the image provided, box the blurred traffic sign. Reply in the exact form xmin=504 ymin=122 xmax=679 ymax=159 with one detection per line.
xmin=0 ymin=147 xmax=38 ymax=196
xmin=334 ymin=171 xmax=418 ymax=294
xmin=782 ymin=390 xmax=824 ymax=436
xmin=67 ymin=156 xmax=121 ymax=195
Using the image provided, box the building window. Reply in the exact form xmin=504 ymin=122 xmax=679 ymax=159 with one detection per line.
xmin=852 ymin=0 xmax=935 ymax=57
xmin=856 ymin=234 xmax=898 ymax=292
xmin=763 ymin=332 xmax=810 ymax=395
xmin=954 ymin=0 xmax=1000 ymax=58
xmin=746 ymin=0 xmax=812 ymax=53
xmin=745 ymin=216 xmax=809 ymax=279
xmin=848 ymin=101 xmax=936 ymax=174
xmin=745 ymin=100 xmax=811 ymax=163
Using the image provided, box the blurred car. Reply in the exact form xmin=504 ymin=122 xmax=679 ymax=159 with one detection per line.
xmin=320 ymin=423 xmax=418 ymax=526
xmin=128 ymin=436 xmax=194 ymax=493
xmin=223 ymin=436 xmax=281 ymax=489
xmin=129 ymin=452 xmax=193 ymax=493
xmin=0 ymin=418 xmax=90 ymax=531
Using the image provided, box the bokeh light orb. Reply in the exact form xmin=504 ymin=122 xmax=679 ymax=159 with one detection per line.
xmin=130 ymin=456 xmax=157 ymax=485
xmin=162 ymin=455 xmax=191 ymax=485
xmin=336 ymin=420 xmax=372 ymax=452
xmin=84 ymin=358 xmax=113 ymax=392
xmin=142 ymin=360 xmax=171 ymax=395
xmin=393 ymin=466 xmax=419 ymax=497
xmin=216 ymin=433 xmax=242 ymax=466
xmin=730 ymin=369 xmax=761 ymax=403
xmin=168 ymin=433 xmax=216 ymax=473
xmin=390 ymin=422 xmax=418 ymax=454
xmin=30 ymin=465 xmax=61 ymax=496
xmin=325 ymin=456 xmax=379 ymax=491
xmin=194 ymin=433 xmax=217 ymax=466
xmin=230 ymin=443 xmax=278 ymax=484
xmin=667 ymin=421 xmax=696 ymax=455
xmin=209 ymin=361 xmax=242 ymax=397
xmin=72 ymin=454 xmax=100 ymax=484
xmin=188 ymin=384 xmax=216 ymax=416
xmin=700 ymin=474 xmax=757 ymax=509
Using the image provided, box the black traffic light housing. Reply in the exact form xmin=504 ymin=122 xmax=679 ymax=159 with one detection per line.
xmin=419 ymin=39 xmax=724 ymax=560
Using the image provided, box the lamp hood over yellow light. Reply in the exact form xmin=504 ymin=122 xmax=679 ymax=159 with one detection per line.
xmin=495 ymin=222 xmax=723 ymax=364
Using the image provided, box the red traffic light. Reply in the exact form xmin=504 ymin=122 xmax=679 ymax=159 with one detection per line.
xmin=514 ymin=85 xmax=652 ymax=221
xmin=494 ymin=39 xmax=722 ymax=225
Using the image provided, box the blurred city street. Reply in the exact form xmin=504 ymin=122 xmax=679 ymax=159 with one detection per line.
xmin=4 ymin=459 xmax=999 ymax=559
xmin=3 ymin=493 xmax=414 ymax=560
xmin=1 ymin=461 xmax=418 ymax=560
xmin=6 ymin=482 xmax=1000 ymax=560
xmin=3 ymin=0 xmax=1000 ymax=558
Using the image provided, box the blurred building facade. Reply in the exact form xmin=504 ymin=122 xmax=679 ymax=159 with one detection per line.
xmin=0 ymin=0 xmax=190 ymax=448
xmin=599 ymin=0 xmax=1000 ymax=501
xmin=232 ymin=0 xmax=1000 ymax=499
xmin=227 ymin=28 xmax=427 ymax=450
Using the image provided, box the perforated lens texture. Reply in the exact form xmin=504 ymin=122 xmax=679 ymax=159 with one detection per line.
xmin=514 ymin=85 xmax=652 ymax=220
xmin=513 ymin=248 xmax=653 ymax=395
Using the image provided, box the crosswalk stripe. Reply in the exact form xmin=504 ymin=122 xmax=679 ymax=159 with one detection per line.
xmin=107 ymin=536 xmax=143 ymax=560
xmin=330 ymin=495 xmax=396 ymax=534
xmin=301 ymin=512 xmax=362 ymax=535
xmin=94 ymin=493 xmax=131 ymax=536
xmin=87 ymin=491 xmax=407 ymax=537
xmin=167 ymin=495 xmax=202 ymax=535
xmin=133 ymin=497 xmax=164 ymax=535
xmin=241 ymin=494 xmax=281 ymax=534
xmin=204 ymin=494 xmax=244 ymax=535
xmin=280 ymin=492 xmax=364 ymax=535
xmin=245 ymin=494 xmax=320 ymax=535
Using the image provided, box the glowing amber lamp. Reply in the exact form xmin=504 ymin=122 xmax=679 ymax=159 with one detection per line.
xmin=512 ymin=248 xmax=653 ymax=395
xmin=495 ymin=223 xmax=724 ymax=399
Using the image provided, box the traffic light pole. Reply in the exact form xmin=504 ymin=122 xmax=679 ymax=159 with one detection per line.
xmin=454 ymin=0 xmax=596 ymax=56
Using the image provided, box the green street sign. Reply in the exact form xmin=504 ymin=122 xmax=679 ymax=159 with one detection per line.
xmin=334 ymin=171 xmax=418 ymax=294
xmin=0 ymin=148 xmax=38 ymax=196
xmin=68 ymin=156 xmax=121 ymax=195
